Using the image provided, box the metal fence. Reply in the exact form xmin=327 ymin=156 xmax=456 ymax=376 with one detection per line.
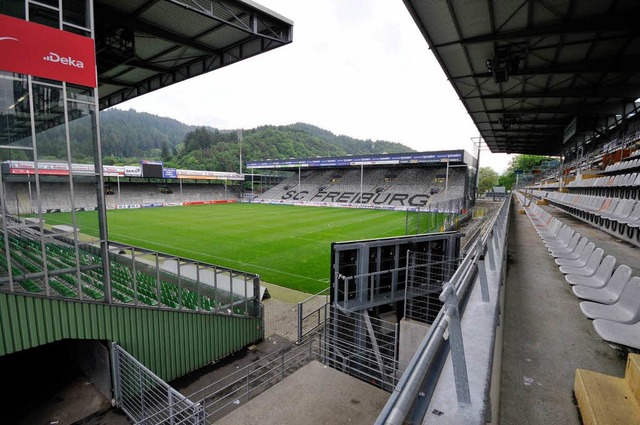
xmin=262 ymin=297 xmax=298 ymax=340
xmin=107 ymin=242 xmax=261 ymax=317
xmin=404 ymin=252 xmax=459 ymax=323
xmin=323 ymin=305 xmax=400 ymax=391
xmin=297 ymin=287 xmax=330 ymax=341
xmin=112 ymin=343 xmax=205 ymax=425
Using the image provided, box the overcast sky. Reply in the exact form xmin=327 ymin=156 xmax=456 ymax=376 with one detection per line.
xmin=115 ymin=0 xmax=513 ymax=173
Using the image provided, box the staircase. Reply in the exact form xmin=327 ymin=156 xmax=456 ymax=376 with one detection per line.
xmin=574 ymin=353 xmax=640 ymax=425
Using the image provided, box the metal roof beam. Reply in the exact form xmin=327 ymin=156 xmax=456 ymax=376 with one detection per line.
xmin=452 ymin=55 xmax=640 ymax=80
xmin=487 ymin=128 xmax=560 ymax=134
xmin=476 ymin=84 xmax=640 ymax=100
xmin=434 ymin=13 xmax=639 ymax=47
xmin=96 ymin=4 xmax=224 ymax=57
xmin=479 ymin=103 xmax=627 ymax=115
xmin=476 ymin=119 xmax=567 ymax=126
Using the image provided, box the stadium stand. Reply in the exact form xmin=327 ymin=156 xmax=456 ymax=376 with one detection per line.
xmin=1 ymin=181 xmax=240 ymax=214
xmin=0 ymin=227 xmax=250 ymax=315
xmin=256 ymin=166 xmax=467 ymax=209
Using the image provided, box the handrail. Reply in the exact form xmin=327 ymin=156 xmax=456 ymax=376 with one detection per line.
xmin=375 ymin=196 xmax=511 ymax=424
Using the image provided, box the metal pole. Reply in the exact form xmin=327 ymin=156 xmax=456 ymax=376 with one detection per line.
xmin=360 ymin=163 xmax=364 ymax=205
xmin=238 ymin=128 xmax=243 ymax=174
xmin=445 ymin=158 xmax=449 ymax=201
xmin=297 ymin=302 xmax=303 ymax=342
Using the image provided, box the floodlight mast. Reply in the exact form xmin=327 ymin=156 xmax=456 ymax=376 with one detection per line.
xmin=237 ymin=128 xmax=243 ymax=174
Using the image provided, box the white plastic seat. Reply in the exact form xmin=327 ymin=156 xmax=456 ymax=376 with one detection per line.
xmin=555 ymin=242 xmax=596 ymax=267
xmin=564 ymin=255 xmax=616 ymax=287
xmin=580 ymin=277 xmax=640 ymax=323
xmin=553 ymin=237 xmax=589 ymax=260
xmin=592 ymin=319 xmax=640 ymax=350
xmin=549 ymin=233 xmax=581 ymax=257
xmin=617 ymin=202 xmax=640 ymax=225
xmin=545 ymin=227 xmax=575 ymax=250
xmin=572 ymin=265 xmax=632 ymax=304
xmin=558 ymin=247 xmax=604 ymax=276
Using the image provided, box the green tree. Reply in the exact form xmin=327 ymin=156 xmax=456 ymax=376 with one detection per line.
xmin=500 ymin=154 xmax=558 ymax=190
xmin=160 ymin=141 xmax=171 ymax=162
xmin=478 ymin=167 xmax=499 ymax=193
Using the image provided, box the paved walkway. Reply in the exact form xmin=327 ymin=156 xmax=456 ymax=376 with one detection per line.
xmin=216 ymin=360 xmax=390 ymax=425
xmin=498 ymin=202 xmax=629 ymax=424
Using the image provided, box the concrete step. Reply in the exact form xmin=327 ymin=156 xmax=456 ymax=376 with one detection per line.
xmin=627 ymin=354 xmax=640 ymax=405
xmin=574 ymin=356 xmax=640 ymax=425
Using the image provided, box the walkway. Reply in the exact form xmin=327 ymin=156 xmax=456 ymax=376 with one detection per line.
xmin=499 ymin=199 xmax=631 ymax=424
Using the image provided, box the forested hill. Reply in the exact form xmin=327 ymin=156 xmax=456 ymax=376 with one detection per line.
xmin=89 ymin=109 xmax=415 ymax=170
xmin=100 ymin=109 xmax=192 ymax=160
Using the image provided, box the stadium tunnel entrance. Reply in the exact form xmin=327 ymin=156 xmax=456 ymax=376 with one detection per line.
xmin=0 ymin=339 xmax=112 ymax=424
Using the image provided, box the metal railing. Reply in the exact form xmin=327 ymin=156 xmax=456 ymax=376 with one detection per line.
xmin=112 ymin=343 xmax=205 ymax=425
xmin=375 ymin=195 xmax=511 ymax=424
xmin=297 ymin=287 xmax=330 ymax=341
xmin=188 ymin=334 xmax=322 ymax=422
xmin=106 ymin=242 xmax=261 ymax=317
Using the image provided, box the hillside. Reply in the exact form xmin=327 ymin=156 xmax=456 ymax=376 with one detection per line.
xmin=31 ymin=108 xmax=414 ymax=170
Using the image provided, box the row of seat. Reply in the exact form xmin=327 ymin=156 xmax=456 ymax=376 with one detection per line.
xmin=602 ymin=156 xmax=640 ymax=174
xmin=571 ymin=172 xmax=640 ymax=188
xmin=540 ymin=192 xmax=640 ymax=246
xmin=1 ymin=234 xmax=245 ymax=315
xmin=516 ymin=193 xmax=640 ymax=351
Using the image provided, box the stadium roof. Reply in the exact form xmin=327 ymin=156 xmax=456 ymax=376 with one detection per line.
xmin=96 ymin=0 xmax=293 ymax=110
xmin=247 ymin=150 xmax=473 ymax=170
xmin=403 ymin=0 xmax=640 ymax=156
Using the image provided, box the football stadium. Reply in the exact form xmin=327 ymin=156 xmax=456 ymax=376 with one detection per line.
xmin=2 ymin=1 xmax=640 ymax=425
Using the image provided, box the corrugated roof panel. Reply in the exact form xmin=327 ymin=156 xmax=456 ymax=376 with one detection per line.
xmin=141 ymin=2 xmax=219 ymax=39
xmin=451 ymin=0 xmax=490 ymax=39
xmin=493 ymin=1 xmax=529 ymax=33
xmin=155 ymin=47 xmax=206 ymax=68
xmin=95 ymin=0 xmax=292 ymax=109
xmin=530 ymin=1 xmax=569 ymax=28
xmin=99 ymin=0 xmax=148 ymax=14
xmin=438 ymin=45 xmax=472 ymax=78
xmin=198 ymin=24 xmax=246 ymax=49
xmin=134 ymin=35 xmax=177 ymax=61
xmin=526 ymin=44 xmax=558 ymax=67
xmin=117 ymin=67 xmax=157 ymax=83
xmin=411 ymin=1 xmax=457 ymax=47
xmin=573 ymin=0 xmax=616 ymax=17
xmin=590 ymin=39 xmax=632 ymax=60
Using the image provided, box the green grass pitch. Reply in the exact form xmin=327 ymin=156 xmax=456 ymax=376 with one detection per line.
xmin=43 ymin=204 xmax=442 ymax=293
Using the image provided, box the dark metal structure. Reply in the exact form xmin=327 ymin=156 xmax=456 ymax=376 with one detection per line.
xmin=403 ymin=0 xmax=640 ymax=156
xmin=95 ymin=0 xmax=293 ymax=110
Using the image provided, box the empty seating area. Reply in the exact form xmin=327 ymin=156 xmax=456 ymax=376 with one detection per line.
xmin=516 ymin=192 xmax=640 ymax=352
xmin=0 ymin=233 xmax=246 ymax=315
xmin=257 ymin=166 xmax=467 ymax=208
xmin=1 ymin=181 xmax=240 ymax=214
xmin=3 ymin=181 xmax=98 ymax=214
xmin=528 ymin=157 xmax=640 ymax=247
xmin=103 ymin=182 xmax=240 ymax=207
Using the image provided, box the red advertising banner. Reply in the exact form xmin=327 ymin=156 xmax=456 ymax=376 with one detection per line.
xmin=10 ymin=168 xmax=70 ymax=176
xmin=0 ymin=14 xmax=96 ymax=87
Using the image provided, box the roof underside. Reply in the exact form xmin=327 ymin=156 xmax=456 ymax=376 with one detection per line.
xmin=403 ymin=0 xmax=640 ymax=156
xmin=95 ymin=0 xmax=292 ymax=110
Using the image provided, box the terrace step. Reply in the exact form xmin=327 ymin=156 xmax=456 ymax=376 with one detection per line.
xmin=574 ymin=353 xmax=640 ymax=425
